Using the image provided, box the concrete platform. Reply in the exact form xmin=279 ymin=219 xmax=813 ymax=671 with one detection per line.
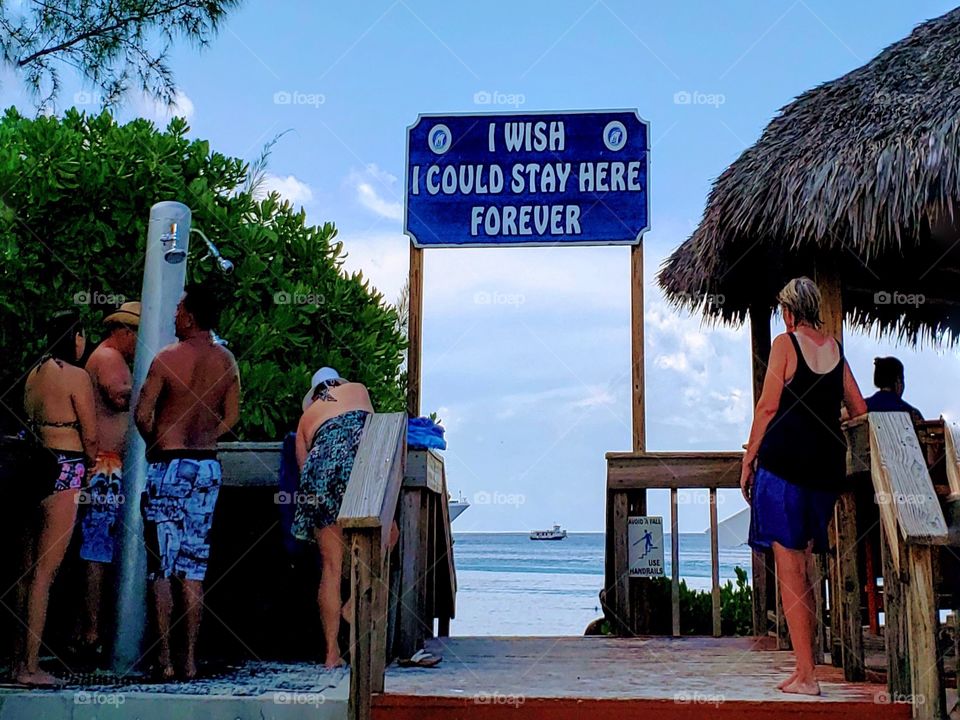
xmin=0 ymin=661 xmax=349 ymax=720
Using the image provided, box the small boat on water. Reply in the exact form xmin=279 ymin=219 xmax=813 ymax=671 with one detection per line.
xmin=529 ymin=524 xmax=567 ymax=541
xmin=449 ymin=491 xmax=470 ymax=522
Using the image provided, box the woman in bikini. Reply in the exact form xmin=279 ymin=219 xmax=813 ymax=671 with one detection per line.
xmin=741 ymin=278 xmax=867 ymax=696
xmin=17 ymin=309 xmax=97 ymax=686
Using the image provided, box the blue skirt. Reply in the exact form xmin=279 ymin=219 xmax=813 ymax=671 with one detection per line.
xmin=748 ymin=467 xmax=837 ymax=553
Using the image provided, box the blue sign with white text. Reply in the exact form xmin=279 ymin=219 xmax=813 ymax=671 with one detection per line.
xmin=405 ymin=110 xmax=649 ymax=248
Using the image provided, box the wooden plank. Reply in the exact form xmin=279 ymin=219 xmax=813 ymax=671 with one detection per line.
xmin=869 ymin=413 xmax=949 ymax=545
xmin=630 ymin=242 xmax=645 ymax=453
xmin=396 ymin=488 xmax=424 ymax=660
xmin=670 ymin=488 xmax=680 ymax=637
xmin=844 ymin=417 xmax=872 ymax=477
xmin=627 ymin=490 xmax=648 ymax=634
xmin=418 ymin=490 xmax=431 ymax=640
xmin=835 ymin=492 xmax=864 ymax=681
xmin=407 ymin=242 xmax=424 ymax=417
xmin=904 ymin=545 xmax=945 ymax=720
xmin=338 ymin=412 xmax=407 ymax=535
xmin=709 ymin=488 xmax=721 ymax=638
xmin=812 ymin=553 xmax=826 ymax=665
xmin=609 ymin=491 xmax=630 ymax=635
xmin=217 ymin=442 xmax=282 ymax=487
xmin=943 ymin=422 xmax=960 ymax=498
xmin=775 ymin=566 xmax=791 ymax=651
xmin=880 ymin=530 xmax=910 ymax=698
xmin=347 ymin=531 xmax=379 ymax=720
xmin=436 ymin=459 xmax=457 ymax=621
xmin=749 ymin=304 xmax=772 ymax=640
xmin=404 ymin=449 xmax=444 ymax=494
xmin=606 ymin=452 xmax=743 ymax=490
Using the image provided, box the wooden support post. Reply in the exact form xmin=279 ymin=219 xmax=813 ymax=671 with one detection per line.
xmin=670 ymin=488 xmax=680 ymax=637
xmin=817 ymin=267 xmax=864 ymax=680
xmin=905 ymin=545 xmax=945 ymax=720
xmin=836 ymin=492 xmax=866 ymax=681
xmin=709 ymin=488 xmax=721 ymax=637
xmin=607 ymin=490 xmax=631 ymax=635
xmin=347 ymin=531 xmax=385 ymax=720
xmin=396 ymin=489 xmax=424 ymax=660
xmin=812 ymin=554 xmax=827 ymax=665
xmin=407 ymin=243 xmax=424 ymax=418
xmin=880 ymin=530 xmax=910 ymax=697
xmin=630 ymin=243 xmax=645 ymax=453
xmin=748 ymin=304 xmax=771 ymax=637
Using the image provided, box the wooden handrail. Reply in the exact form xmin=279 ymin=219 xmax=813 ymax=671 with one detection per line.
xmin=867 ymin=412 xmax=948 ymax=720
xmin=338 ymin=417 xmax=457 ymax=720
xmin=943 ymin=422 xmax=960 ymax=499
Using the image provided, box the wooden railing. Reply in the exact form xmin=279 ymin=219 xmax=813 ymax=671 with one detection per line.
xmin=338 ymin=414 xmax=457 ymax=720
xmin=605 ymin=451 xmax=743 ymax=637
xmin=855 ymin=412 xmax=950 ymax=720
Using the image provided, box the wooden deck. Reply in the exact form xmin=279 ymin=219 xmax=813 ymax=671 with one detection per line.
xmin=376 ymin=636 xmax=911 ymax=720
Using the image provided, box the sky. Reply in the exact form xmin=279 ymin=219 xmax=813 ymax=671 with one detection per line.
xmin=3 ymin=0 xmax=959 ymax=532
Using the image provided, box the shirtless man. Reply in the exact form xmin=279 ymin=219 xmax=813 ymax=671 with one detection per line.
xmin=76 ymin=302 xmax=139 ymax=660
xmin=134 ymin=284 xmax=239 ymax=680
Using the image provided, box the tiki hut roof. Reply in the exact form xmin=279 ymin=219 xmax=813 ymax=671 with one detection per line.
xmin=658 ymin=7 xmax=960 ymax=344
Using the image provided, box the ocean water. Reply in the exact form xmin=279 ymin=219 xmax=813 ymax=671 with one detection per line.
xmin=449 ymin=532 xmax=752 ymax=636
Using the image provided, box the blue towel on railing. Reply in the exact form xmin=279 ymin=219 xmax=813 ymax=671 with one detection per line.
xmin=407 ymin=417 xmax=446 ymax=450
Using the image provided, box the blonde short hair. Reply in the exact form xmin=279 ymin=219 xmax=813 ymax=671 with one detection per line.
xmin=777 ymin=277 xmax=822 ymax=328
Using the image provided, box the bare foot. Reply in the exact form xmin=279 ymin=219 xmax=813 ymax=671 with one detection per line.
xmin=154 ymin=663 xmax=175 ymax=681
xmin=15 ymin=668 xmax=64 ymax=687
xmin=181 ymin=659 xmax=197 ymax=681
xmin=323 ymin=653 xmax=345 ymax=670
xmin=781 ymin=676 xmax=821 ymax=696
xmin=777 ymin=669 xmax=799 ymax=690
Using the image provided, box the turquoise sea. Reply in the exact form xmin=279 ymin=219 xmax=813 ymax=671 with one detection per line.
xmin=450 ymin=532 xmax=752 ymax=636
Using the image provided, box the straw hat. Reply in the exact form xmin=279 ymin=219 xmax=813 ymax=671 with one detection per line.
xmin=103 ymin=301 xmax=141 ymax=328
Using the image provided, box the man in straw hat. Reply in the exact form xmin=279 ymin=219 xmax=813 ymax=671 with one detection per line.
xmin=74 ymin=301 xmax=140 ymax=663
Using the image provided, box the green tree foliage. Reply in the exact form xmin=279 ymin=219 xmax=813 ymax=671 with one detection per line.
xmin=0 ymin=107 xmax=407 ymax=439
xmin=0 ymin=0 xmax=241 ymax=108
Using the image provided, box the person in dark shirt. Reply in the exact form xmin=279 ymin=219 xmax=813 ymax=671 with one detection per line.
xmin=864 ymin=357 xmax=924 ymax=424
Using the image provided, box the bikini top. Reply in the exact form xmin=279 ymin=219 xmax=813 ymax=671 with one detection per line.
xmin=27 ymin=355 xmax=82 ymax=432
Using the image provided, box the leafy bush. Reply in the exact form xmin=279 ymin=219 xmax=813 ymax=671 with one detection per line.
xmin=0 ymin=107 xmax=406 ymax=439
xmin=597 ymin=566 xmax=753 ymax=636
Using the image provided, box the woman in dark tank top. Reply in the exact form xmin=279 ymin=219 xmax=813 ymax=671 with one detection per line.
xmin=741 ymin=277 xmax=867 ymax=697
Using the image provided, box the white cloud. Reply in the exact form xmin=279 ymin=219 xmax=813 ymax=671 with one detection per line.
xmin=348 ymin=164 xmax=402 ymax=221
xmin=259 ymin=173 xmax=314 ymax=206
xmin=134 ymin=89 xmax=195 ymax=122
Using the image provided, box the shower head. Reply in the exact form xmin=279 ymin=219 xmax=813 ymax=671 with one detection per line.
xmin=190 ymin=228 xmax=234 ymax=275
xmin=160 ymin=223 xmax=187 ymax=264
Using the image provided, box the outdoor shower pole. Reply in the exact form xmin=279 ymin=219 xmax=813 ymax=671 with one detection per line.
xmin=112 ymin=201 xmax=192 ymax=674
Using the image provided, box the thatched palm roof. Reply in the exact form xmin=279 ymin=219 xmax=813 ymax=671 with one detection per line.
xmin=659 ymin=7 xmax=960 ymax=343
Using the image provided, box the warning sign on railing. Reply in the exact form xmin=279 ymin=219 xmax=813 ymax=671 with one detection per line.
xmin=628 ymin=516 xmax=664 ymax=578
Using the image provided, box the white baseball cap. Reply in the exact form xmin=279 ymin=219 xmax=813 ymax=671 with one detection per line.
xmin=302 ymin=367 xmax=345 ymax=411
